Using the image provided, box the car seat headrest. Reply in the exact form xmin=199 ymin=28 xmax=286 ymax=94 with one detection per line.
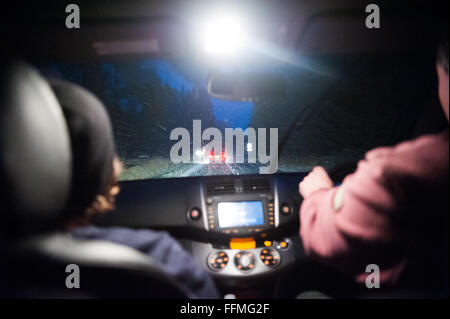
xmin=0 ymin=61 xmax=72 ymax=239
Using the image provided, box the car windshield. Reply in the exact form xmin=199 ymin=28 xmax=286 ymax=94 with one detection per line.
xmin=38 ymin=51 xmax=435 ymax=180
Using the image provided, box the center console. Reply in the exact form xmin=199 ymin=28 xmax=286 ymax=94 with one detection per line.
xmin=186 ymin=176 xmax=303 ymax=281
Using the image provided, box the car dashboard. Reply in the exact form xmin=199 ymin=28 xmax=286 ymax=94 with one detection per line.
xmin=93 ymin=173 xmax=307 ymax=297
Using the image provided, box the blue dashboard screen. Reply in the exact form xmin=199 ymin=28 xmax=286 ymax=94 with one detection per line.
xmin=217 ymin=201 xmax=265 ymax=228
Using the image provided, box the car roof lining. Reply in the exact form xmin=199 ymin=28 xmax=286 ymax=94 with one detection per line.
xmin=3 ymin=0 xmax=447 ymax=62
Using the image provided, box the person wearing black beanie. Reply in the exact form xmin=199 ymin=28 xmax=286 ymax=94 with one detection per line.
xmin=50 ymin=79 xmax=219 ymax=299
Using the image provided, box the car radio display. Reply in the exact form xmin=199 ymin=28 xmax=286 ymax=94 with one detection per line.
xmin=217 ymin=201 xmax=265 ymax=228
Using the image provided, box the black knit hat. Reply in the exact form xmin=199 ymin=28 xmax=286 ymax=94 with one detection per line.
xmin=49 ymin=79 xmax=115 ymax=217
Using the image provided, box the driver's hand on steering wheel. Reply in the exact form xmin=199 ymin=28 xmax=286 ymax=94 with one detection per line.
xmin=299 ymin=166 xmax=334 ymax=198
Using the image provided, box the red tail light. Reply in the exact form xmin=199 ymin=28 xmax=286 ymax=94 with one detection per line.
xmin=208 ymin=151 xmax=226 ymax=163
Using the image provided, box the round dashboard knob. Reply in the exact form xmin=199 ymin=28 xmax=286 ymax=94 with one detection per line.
xmin=260 ymin=248 xmax=281 ymax=267
xmin=234 ymin=251 xmax=256 ymax=272
xmin=189 ymin=207 xmax=202 ymax=220
xmin=207 ymin=251 xmax=229 ymax=271
xmin=280 ymin=203 xmax=291 ymax=216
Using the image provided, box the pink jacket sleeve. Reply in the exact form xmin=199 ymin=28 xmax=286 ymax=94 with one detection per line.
xmin=299 ymin=132 xmax=449 ymax=285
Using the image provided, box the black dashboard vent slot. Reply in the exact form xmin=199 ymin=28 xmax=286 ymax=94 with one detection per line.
xmin=206 ymin=181 xmax=236 ymax=195
xmin=242 ymin=178 xmax=272 ymax=193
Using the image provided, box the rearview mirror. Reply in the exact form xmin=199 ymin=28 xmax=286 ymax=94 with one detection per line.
xmin=207 ymin=70 xmax=286 ymax=101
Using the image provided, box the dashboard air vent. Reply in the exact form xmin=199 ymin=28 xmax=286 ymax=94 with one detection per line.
xmin=242 ymin=178 xmax=272 ymax=193
xmin=206 ymin=181 xmax=235 ymax=195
